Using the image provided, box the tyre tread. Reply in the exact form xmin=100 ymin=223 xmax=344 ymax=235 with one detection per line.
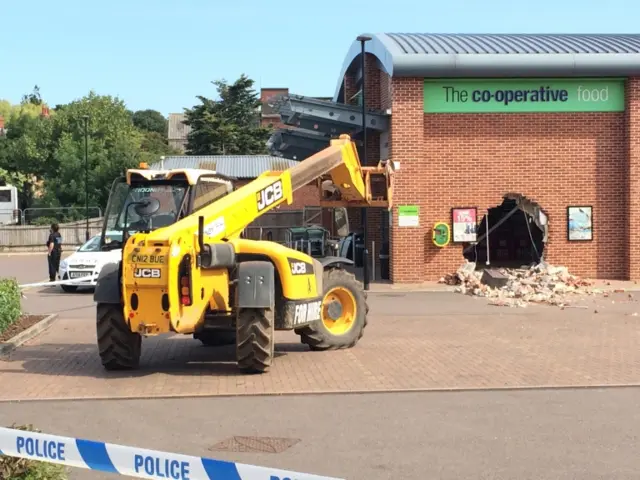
xmin=236 ymin=308 xmax=274 ymax=374
xmin=96 ymin=304 xmax=141 ymax=371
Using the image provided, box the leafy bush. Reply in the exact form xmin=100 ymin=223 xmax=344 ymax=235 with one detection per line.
xmin=30 ymin=216 xmax=59 ymax=227
xmin=0 ymin=278 xmax=21 ymax=335
xmin=0 ymin=424 xmax=68 ymax=480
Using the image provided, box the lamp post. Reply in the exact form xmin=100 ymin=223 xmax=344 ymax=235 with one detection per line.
xmin=82 ymin=115 xmax=89 ymax=241
xmin=356 ymin=34 xmax=372 ymax=290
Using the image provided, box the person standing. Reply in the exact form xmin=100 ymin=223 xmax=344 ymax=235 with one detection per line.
xmin=47 ymin=223 xmax=63 ymax=282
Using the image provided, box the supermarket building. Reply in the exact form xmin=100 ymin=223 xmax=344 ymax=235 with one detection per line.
xmin=268 ymin=33 xmax=640 ymax=283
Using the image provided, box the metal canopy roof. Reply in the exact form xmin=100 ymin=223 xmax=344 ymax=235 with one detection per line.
xmin=266 ymin=94 xmax=389 ymax=159
xmin=267 ymin=129 xmax=332 ymax=161
xmin=270 ymin=94 xmax=389 ymax=133
xmin=149 ymin=155 xmax=299 ymax=179
xmin=334 ymin=32 xmax=640 ymax=100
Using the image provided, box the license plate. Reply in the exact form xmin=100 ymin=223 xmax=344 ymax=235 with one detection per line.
xmin=69 ymin=271 xmax=92 ymax=279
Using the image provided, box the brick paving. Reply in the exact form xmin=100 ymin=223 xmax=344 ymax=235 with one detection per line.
xmin=2 ymin=289 xmax=640 ymax=401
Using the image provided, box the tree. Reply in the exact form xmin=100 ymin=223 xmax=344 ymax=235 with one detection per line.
xmin=183 ymin=74 xmax=272 ymax=155
xmin=0 ymin=109 xmax=55 ymax=209
xmin=21 ymin=85 xmax=43 ymax=106
xmin=132 ymin=109 xmax=167 ymax=135
xmin=35 ymin=92 xmax=143 ymax=211
xmin=130 ymin=109 xmax=180 ymax=162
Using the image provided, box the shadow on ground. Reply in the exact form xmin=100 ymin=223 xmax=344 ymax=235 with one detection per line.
xmin=0 ymin=337 xmax=311 ymax=380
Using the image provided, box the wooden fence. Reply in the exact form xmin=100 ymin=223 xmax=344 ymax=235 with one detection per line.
xmin=0 ymin=208 xmax=323 ymax=249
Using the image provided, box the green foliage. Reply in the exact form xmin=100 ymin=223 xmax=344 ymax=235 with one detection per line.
xmin=0 ymin=278 xmax=21 ymax=335
xmin=132 ymin=109 xmax=167 ymax=135
xmin=0 ymin=167 xmax=28 ymax=189
xmin=0 ymin=425 xmax=68 ymax=480
xmin=0 ymin=76 xmax=267 ymax=216
xmin=183 ymin=74 xmax=271 ymax=155
xmin=22 ymin=86 xmax=43 ymax=106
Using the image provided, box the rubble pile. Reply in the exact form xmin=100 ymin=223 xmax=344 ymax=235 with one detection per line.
xmin=439 ymin=261 xmax=595 ymax=307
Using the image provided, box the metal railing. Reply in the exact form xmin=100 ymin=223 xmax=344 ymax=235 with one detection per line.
xmin=22 ymin=206 xmax=102 ymax=225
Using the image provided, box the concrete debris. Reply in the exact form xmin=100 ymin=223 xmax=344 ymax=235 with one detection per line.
xmin=439 ymin=260 xmax=595 ymax=307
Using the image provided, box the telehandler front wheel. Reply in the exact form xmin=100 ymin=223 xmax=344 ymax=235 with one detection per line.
xmin=297 ymin=268 xmax=368 ymax=351
xmin=96 ymin=303 xmax=142 ymax=371
xmin=236 ymin=308 xmax=274 ymax=374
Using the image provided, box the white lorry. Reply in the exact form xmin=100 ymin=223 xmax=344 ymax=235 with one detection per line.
xmin=0 ymin=185 xmax=19 ymax=225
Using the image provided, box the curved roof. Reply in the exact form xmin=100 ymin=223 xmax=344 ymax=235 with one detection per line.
xmin=334 ymin=33 xmax=640 ymax=100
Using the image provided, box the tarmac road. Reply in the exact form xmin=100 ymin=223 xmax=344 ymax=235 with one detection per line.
xmin=2 ymin=387 xmax=640 ymax=480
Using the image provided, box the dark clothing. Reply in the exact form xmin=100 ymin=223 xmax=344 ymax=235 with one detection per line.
xmin=48 ymin=250 xmax=61 ymax=281
xmin=47 ymin=231 xmax=62 ymax=252
xmin=46 ymin=231 xmax=63 ymax=281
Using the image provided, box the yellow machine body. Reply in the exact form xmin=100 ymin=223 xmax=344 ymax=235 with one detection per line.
xmin=95 ymin=134 xmax=395 ymax=373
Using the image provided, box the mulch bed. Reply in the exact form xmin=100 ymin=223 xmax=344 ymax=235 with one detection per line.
xmin=0 ymin=315 xmax=47 ymax=343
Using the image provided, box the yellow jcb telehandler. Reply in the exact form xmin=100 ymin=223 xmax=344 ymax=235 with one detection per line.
xmin=93 ymin=134 xmax=394 ymax=373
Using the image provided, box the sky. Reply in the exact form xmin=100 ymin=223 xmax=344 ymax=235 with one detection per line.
xmin=2 ymin=0 xmax=639 ymax=116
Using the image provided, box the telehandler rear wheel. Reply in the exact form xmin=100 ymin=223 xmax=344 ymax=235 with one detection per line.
xmin=236 ymin=308 xmax=274 ymax=374
xmin=96 ymin=303 xmax=142 ymax=370
xmin=297 ymin=268 xmax=368 ymax=351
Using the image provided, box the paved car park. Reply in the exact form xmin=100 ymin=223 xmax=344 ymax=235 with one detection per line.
xmin=3 ymin=253 xmax=640 ymax=402
xmin=3 ymin=388 xmax=640 ymax=480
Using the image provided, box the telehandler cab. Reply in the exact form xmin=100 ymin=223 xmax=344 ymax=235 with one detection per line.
xmin=93 ymin=134 xmax=394 ymax=374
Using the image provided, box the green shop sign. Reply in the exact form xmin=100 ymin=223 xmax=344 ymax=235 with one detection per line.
xmin=423 ymin=78 xmax=625 ymax=113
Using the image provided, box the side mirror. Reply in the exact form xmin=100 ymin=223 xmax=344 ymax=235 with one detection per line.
xmin=133 ymin=197 xmax=161 ymax=217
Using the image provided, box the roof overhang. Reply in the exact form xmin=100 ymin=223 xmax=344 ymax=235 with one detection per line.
xmin=266 ymin=94 xmax=390 ymax=159
xmin=267 ymin=129 xmax=331 ymax=160
xmin=334 ymin=33 xmax=640 ymax=101
xmin=271 ymin=94 xmax=389 ymax=133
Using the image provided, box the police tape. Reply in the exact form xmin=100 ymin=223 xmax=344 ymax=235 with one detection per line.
xmin=0 ymin=426 xmax=343 ymax=480
xmin=18 ymin=275 xmax=99 ymax=289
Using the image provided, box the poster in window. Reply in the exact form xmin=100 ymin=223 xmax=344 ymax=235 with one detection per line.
xmin=567 ymin=206 xmax=593 ymax=241
xmin=452 ymin=207 xmax=477 ymax=243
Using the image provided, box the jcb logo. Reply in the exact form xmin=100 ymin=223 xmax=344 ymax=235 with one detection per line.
xmin=291 ymin=262 xmax=307 ymax=275
xmin=134 ymin=268 xmax=161 ymax=279
xmin=257 ymin=180 xmax=284 ymax=212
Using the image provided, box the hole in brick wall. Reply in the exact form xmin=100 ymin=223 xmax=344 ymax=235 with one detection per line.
xmin=463 ymin=194 xmax=547 ymax=269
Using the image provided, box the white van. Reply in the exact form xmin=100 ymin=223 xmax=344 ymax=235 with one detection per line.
xmin=0 ymin=185 xmax=18 ymax=225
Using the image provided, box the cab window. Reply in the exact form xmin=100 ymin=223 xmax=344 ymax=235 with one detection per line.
xmin=193 ymin=177 xmax=232 ymax=212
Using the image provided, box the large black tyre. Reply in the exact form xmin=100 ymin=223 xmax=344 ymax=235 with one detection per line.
xmin=236 ymin=308 xmax=274 ymax=374
xmin=195 ymin=330 xmax=236 ymax=347
xmin=96 ymin=303 xmax=142 ymax=371
xmin=297 ymin=268 xmax=368 ymax=351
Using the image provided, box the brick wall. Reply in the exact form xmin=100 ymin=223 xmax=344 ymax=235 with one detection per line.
xmin=388 ymin=78 xmax=426 ymax=282
xmin=388 ymin=77 xmax=633 ymax=282
xmin=626 ymin=78 xmax=640 ymax=279
xmin=261 ymin=88 xmax=288 ymax=129
xmin=342 ymin=55 xmax=387 ymax=270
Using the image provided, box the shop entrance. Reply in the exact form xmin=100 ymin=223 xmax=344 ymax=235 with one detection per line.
xmin=463 ymin=194 xmax=547 ymax=268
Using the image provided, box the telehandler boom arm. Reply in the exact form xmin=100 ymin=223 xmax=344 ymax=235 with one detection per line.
xmin=137 ymin=134 xmax=395 ymax=245
xmin=95 ymin=134 xmax=391 ymax=374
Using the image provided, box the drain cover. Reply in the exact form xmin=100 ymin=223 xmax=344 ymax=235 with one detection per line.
xmin=209 ymin=436 xmax=301 ymax=454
